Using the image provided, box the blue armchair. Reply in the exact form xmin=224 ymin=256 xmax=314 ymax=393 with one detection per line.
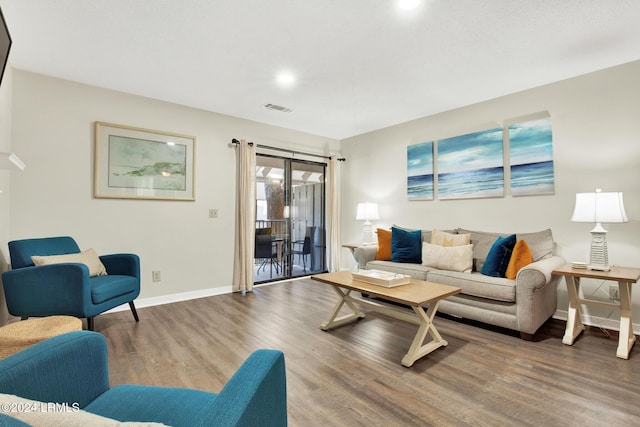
xmin=0 ymin=331 xmax=288 ymax=426
xmin=1 ymin=236 xmax=140 ymax=330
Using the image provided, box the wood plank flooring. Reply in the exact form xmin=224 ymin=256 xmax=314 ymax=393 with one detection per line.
xmin=97 ymin=278 xmax=640 ymax=427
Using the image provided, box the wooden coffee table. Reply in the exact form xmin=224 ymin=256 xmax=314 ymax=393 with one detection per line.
xmin=311 ymin=271 xmax=461 ymax=367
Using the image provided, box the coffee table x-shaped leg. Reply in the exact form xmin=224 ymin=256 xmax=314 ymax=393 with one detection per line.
xmin=320 ymin=286 xmax=449 ymax=367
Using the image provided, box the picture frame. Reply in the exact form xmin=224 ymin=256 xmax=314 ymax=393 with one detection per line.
xmin=407 ymin=141 xmax=434 ymax=200
xmin=94 ymin=122 xmax=196 ymax=201
xmin=437 ymin=127 xmax=504 ymax=200
xmin=508 ymin=116 xmax=555 ymax=196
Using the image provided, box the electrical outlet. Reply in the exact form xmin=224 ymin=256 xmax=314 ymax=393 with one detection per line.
xmin=209 ymin=209 xmax=218 ymax=218
xmin=152 ymin=271 xmax=161 ymax=282
xmin=609 ymin=284 xmax=620 ymax=301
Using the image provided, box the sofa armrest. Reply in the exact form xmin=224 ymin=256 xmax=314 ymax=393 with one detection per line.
xmin=2 ymin=264 xmax=93 ymax=318
xmin=516 ymin=255 xmax=566 ymax=290
xmin=353 ymin=245 xmax=378 ymax=268
xmin=0 ymin=331 xmax=110 ymax=408
xmin=204 ymin=349 xmax=287 ymax=427
xmin=515 ymin=255 xmax=566 ymax=334
xmin=100 ymin=254 xmax=140 ymax=278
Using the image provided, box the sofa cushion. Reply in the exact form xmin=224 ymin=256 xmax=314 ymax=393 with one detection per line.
xmin=455 ymin=229 xmax=505 ymax=272
xmin=366 ymin=260 xmax=431 ymax=281
xmin=31 ymin=248 xmax=108 ymax=277
xmin=457 ymin=228 xmax=554 ymax=271
xmin=481 ymin=234 xmax=517 ymax=278
xmin=516 ymin=229 xmax=554 ymax=262
xmin=375 ymin=228 xmax=392 ymax=261
xmin=422 ymin=242 xmax=473 ymax=273
xmin=392 ymin=224 xmax=433 ymax=244
xmin=391 ymin=227 xmax=422 ymax=263
xmin=505 ymin=240 xmax=532 ymax=279
xmin=430 ymin=229 xmax=470 ymax=246
xmin=427 ymin=270 xmax=516 ymax=302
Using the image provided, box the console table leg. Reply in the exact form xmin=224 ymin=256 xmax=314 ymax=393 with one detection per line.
xmin=616 ymin=282 xmax=636 ymax=359
xmin=563 ymin=276 xmax=585 ymax=345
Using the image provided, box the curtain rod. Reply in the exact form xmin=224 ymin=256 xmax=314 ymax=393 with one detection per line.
xmin=231 ymin=138 xmax=345 ymax=161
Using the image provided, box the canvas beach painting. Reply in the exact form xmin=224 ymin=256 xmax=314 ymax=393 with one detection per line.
xmin=407 ymin=141 xmax=434 ymax=200
xmin=509 ymin=117 xmax=555 ymax=196
xmin=94 ymin=122 xmax=196 ymax=200
xmin=437 ymin=127 xmax=504 ymax=200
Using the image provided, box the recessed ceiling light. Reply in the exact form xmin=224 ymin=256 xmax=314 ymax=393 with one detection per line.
xmin=398 ymin=0 xmax=420 ymax=10
xmin=276 ymin=72 xmax=296 ymax=87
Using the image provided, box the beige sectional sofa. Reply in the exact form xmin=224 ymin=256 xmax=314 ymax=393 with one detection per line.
xmin=352 ymin=228 xmax=565 ymax=339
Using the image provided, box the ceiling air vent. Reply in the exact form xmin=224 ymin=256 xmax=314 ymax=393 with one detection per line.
xmin=263 ymin=103 xmax=294 ymax=113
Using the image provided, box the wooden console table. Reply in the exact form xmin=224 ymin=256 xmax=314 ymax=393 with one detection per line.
xmin=553 ymin=264 xmax=640 ymax=359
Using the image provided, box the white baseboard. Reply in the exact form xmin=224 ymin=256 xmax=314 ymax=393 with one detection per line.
xmin=104 ymin=286 xmax=233 ymax=314
xmin=553 ymin=309 xmax=640 ymax=333
xmin=104 ymin=278 xmax=303 ymax=314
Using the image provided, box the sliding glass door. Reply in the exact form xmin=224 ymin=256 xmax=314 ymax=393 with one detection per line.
xmin=254 ymin=155 xmax=326 ymax=283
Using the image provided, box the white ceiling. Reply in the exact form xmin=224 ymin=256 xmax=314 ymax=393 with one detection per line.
xmin=2 ymin=0 xmax=640 ymax=140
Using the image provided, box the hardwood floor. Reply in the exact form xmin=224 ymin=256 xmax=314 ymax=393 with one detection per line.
xmin=97 ymin=278 xmax=640 ymax=426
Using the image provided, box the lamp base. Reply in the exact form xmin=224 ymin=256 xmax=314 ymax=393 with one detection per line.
xmin=362 ymin=222 xmax=374 ymax=245
xmin=587 ymin=225 xmax=609 ymax=271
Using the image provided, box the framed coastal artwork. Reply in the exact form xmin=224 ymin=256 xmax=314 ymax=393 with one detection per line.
xmin=94 ymin=122 xmax=196 ymax=200
xmin=407 ymin=141 xmax=434 ymax=200
xmin=437 ymin=127 xmax=504 ymax=200
xmin=508 ymin=117 xmax=555 ymax=196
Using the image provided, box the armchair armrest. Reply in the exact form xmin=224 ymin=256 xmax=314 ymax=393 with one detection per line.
xmin=100 ymin=253 xmax=140 ymax=278
xmin=204 ymin=349 xmax=287 ymax=427
xmin=0 ymin=331 xmax=110 ymax=408
xmin=2 ymin=264 xmax=93 ymax=318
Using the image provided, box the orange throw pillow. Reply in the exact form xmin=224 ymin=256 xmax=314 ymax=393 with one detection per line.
xmin=506 ymin=239 xmax=532 ymax=280
xmin=375 ymin=228 xmax=392 ymax=260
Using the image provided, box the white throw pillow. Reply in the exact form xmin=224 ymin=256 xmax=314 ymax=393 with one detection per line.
xmin=422 ymin=242 xmax=473 ymax=273
xmin=431 ymin=229 xmax=470 ymax=247
xmin=0 ymin=393 xmax=167 ymax=426
xmin=31 ymin=248 xmax=107 ymax=277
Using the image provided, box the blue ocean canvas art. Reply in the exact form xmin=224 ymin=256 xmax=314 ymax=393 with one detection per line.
xmin=509 ymin=117 xmax=555 ymax=196
xmin=407 ymin=141 xmax=434 ymax=200
xmin=438 ymin=128 xmax=504 ymax=200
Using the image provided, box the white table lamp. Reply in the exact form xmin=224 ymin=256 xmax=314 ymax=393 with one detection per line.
xmin=571 ymin=189 xmax=628 ymax=271
xmin=356 ymin=202 xmax=379 ymax=244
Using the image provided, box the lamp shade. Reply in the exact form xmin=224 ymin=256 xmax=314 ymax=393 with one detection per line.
xmin=571 ymin=190 xmax=628 ymax=223
xmin=356 ymin=202 xmax=379 ymax=221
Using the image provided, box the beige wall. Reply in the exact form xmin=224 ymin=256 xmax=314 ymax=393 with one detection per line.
xmin=7 ymin=70 xmax=339 ymax=308
xmin=340 ymin=60 xmax=640 ymax=327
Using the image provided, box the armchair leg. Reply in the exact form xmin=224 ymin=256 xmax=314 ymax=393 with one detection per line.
xmin=129 ymin=301 xmax=139 ymax=322
xmin=87 ymin=317 xmax=94 ymax=331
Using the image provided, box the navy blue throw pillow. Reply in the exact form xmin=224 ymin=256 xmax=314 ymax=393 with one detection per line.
xmin=391 ymin=227 xmax=422 ymax=263
xmin=481 ymin=234 xmax=517 ymax=278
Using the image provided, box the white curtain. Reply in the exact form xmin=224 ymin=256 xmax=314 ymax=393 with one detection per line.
xmin=326 ymin=156 xmax=341 ymax=272
xmin=232 ymin=139 xmax=256 ymax=292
